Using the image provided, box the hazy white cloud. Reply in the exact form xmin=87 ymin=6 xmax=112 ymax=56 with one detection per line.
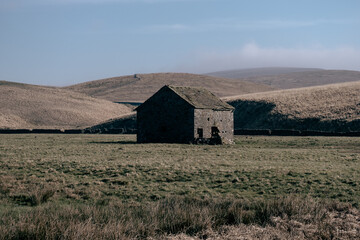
xmin=174 ymin=43 xmax=360 ymax=73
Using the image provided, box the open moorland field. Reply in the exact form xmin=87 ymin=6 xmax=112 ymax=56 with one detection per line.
xmin=0 ymin=134 xmax=359 ymax=239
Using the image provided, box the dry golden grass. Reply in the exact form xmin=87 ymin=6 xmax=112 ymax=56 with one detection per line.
xmin=225 ymin=81 xmax=360 ymax=123
xmin=1 ymin=196 xmax=359 ymax=240
xmin=64 ymin=73 xmax=276 ymax=102
xmin=0 ymin=81 xmax=133 ymax=129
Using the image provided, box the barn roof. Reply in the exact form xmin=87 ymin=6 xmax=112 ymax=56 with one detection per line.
xmin=167 ymin=85 xmax=234 ymax=110
xmin=136 ymin=85 xmax=234 ymax=111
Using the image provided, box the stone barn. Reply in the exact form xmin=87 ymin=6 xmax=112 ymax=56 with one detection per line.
xmin=136 ymin=85 xmax=234 ymax=144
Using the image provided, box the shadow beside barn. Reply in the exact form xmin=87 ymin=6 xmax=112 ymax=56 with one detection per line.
xmin=228 ymin=100 xmax=360 ymax=132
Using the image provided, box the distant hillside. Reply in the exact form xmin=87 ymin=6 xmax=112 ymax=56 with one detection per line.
xmin=88 ymin=81 xmax=360 ymax=134
xmin=207 ymin=68 xmax=360 ymax=89
xmin=207 ymin=67 xmax=321 ymax=79
xmin=224 ymin=81 xmax=360 ymax=132
xmin=0 ymin=81 xmax=133 ymax=129
xmin=64 ymin=73 xmax=276 ymax=102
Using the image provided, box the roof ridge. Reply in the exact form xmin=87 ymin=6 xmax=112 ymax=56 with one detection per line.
xmin=166 ymin=85 xmax=234 ymax=110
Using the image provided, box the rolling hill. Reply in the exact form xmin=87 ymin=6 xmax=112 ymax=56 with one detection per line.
xmin=207 ymin=67 xmax=322 ymax=79
xmin=207 ymin=68 xmax=360 ymax=89
xmin=224 ymin=81 xmax=360 ymax=132
xmin=0 ymin=81 xmax=133 ymax=129
xmin=64 ymin=73 xmax=276 ymax=102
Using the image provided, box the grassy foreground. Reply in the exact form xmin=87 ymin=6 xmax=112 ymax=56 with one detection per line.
xmin=0 ymin=134 xmax=359 ymax=239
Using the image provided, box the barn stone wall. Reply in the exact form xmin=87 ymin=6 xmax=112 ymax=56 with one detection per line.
xmin=194 ymin=109 xmax=234 ymax=144
xmin=137 ymin=88 xmax=194 ymax=143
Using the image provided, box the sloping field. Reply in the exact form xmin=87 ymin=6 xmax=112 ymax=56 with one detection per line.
xmin=225 ymin=81 xmax=360 ymax=131
xmin=64 ymin=73 xmax=276 ymax=102
xmin=209 ymin=69 xmax=360 ymax=89
xmin=0 ymin=81 xmax=133 ymax=129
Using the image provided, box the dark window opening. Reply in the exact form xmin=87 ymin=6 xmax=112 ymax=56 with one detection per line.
xmin=207 ymin=118 xmax=210 ymax=121
xmin=197 ymin=128 xmax=203 ymax=138
xmin=211 ymin=127 xmax=219 ymax=136
xmin=160 ymin=125 xmax=168 ymax=133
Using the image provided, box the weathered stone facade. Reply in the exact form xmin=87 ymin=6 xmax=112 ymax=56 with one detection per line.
xmin=194 ymin=109 xmax=234 ymax=144
xmin=136 ymin=85 xmax=234 ymax=144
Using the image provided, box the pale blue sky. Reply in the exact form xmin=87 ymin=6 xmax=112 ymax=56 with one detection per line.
xmin=1 ymin=0 xmax=359 ymax=86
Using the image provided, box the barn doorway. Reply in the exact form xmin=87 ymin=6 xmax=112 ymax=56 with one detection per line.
xmin=197 ymin=128 xmax=203 ymax=138
xmin=211 ymin=127 xmax=219 ymax=137
xmin=211 ymin=126 xmax=222 ymax=144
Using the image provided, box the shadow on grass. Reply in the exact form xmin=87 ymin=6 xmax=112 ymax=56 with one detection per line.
xmin=89 ymin=141 xmax=136 ymax=145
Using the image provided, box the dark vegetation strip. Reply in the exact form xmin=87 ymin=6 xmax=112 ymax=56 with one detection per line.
xmin=1 ymin=128 xmax=359 ymax=136
xmin=234 ymin=129 xmax=360 ymax=136
xmin=0 ymin=129 xmax=136 ymax=134
xmin=0 ymin=195 xmax=357 ymax=240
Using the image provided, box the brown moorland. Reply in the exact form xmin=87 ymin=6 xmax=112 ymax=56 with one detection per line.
xmin=207 ymin=67 xmax=322 ymax=79
xmin=208 ymin=69 xmax=360 ymax=89
xmin=0 ymin=81 xmax=133 ymax=129
xmin=64 ymin=73 xmax=276 ymax=102
xmin=224 ymin=81 xmax=360 ymax=131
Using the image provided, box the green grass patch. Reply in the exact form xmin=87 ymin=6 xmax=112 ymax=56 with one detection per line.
xmin=0 ymin=134 xmax=359 ymax=206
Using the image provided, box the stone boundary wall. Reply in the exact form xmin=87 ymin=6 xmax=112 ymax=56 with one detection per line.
xmin=0 ymin=128 xmax=136 ymax=134
xmin=234 ymin=129 xmax=360 ymax=137
xmin=0 ymin=128 xmax=359 ymax=136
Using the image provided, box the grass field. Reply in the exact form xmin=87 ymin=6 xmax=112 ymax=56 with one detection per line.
xmin=0 ymin=134 xmax=359 ymax=239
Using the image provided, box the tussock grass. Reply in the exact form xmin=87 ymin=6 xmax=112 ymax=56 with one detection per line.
xmin=0 ymin=134 xmax=359 ymax=239
xmin=0 ymin=196 xmax=358 ymax=239
xmin=9 ymin=186 xmax=55 ymax=207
